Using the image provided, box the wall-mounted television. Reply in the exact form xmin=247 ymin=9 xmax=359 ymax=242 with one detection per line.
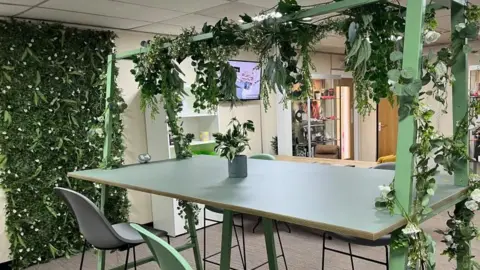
xmin=228 ymin=60 xmax=261 ymax=100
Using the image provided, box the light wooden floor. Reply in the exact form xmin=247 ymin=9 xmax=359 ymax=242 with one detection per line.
xmin=26 ymin=210 xmax=479 ymax=270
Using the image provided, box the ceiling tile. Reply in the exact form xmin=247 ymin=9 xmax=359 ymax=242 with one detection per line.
xmin=159 ymin=14 xmax=219 ymax=28
xmin=0 ymin=0 xmax=44 ymax=5
xmin=0 ymin=4 xmax=30 ymax=16
xmin=20 ymin=8 xmax=151 ymax=29
xmin=131 ymin=23 xmax=183 ymax=35
xmin=40 ymin=0 xmax=185 ymax=22
xmin=114 ymin=0 xmax=228 ymax=13
xmin=196 ymin=2 xmax=266 ymax=20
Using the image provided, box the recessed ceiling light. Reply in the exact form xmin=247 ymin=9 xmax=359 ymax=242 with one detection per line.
xmin=302 ymin=17 xmax=312 ymax=21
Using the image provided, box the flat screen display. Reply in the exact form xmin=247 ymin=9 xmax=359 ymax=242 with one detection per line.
xmin=228 ymin=60 xmax=261 ymax=100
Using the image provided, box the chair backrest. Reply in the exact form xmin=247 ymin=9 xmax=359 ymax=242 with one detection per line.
xmin=373 ymin=162 xmax=395 ymax=170
xmin=54 ymin=187 xmax=125 ymax=249
xmin=130 ymin=223 xmax=192 ymax=270
xmin=249 ymin=154 xmax=276 ymax=160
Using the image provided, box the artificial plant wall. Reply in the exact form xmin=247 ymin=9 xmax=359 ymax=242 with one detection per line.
xmin=0 ymin=20 xmax=129 ymax=269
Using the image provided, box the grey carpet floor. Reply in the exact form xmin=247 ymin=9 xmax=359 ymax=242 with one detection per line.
xmin=27 ymin=210 xmax=479 ymax=270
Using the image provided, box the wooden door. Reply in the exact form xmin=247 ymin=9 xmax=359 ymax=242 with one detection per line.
xmin=377 ymin=98 xmax=398 ymax=158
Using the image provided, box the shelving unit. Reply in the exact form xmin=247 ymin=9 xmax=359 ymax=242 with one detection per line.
xmin=145 ymin=92 xmax=221 ymax=236
xmin=291 ymin=74 xmax=342 ymax=157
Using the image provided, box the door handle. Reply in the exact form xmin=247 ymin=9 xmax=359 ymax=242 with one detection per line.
xmin=378 ymin=122 xmax=388 ymax=131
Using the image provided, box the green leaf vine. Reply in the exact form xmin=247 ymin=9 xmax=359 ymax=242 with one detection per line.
xmin=375 ymin=4 xmax=480 ymax=269
xmin=0 ymin=20 xmax=128 ymax=269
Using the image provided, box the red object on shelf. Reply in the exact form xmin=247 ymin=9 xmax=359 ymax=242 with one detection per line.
xmin=321 ymin=96 xmax=335 ymax=100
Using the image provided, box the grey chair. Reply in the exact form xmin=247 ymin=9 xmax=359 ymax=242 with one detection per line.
xmin=321 ymin=162 xmax=395 ymax=270
xmin=54 ymin=187 xmax=168 ymax=270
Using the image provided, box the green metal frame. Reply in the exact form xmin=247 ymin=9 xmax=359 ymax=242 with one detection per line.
xmin=98 ymin=0 xmax=471 ymax=269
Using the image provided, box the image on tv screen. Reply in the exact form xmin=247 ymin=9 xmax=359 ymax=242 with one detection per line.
xmin=228 ymin=60 xmax=261 ymax=100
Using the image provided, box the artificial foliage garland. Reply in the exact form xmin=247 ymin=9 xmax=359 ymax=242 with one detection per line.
xmin=0 ymin=21 xmax=128 ymax=269
xmin=375 ymin=3 xmax=480 ymax=269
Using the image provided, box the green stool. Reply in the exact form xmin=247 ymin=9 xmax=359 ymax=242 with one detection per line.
xmin=130 ymin=223 xmax=192 ymax=270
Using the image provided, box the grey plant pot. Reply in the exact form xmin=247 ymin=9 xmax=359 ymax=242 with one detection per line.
xmin=228 ymin=155 xmax=248 ymax=178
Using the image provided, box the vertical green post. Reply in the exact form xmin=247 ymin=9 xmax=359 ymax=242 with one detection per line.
xmin=97 ymin=53 xmax=116 ymax=270
xmin=185 ymin=204 xmax=204 ymax=270
xmin=451 ymin=1 xmax=469 ymax=187
xmin=219 ymin=210 xmax=233 ymax=270
xmin=390 ymin=0 xmax=426 ymax=269
xmin=263 ymin=218 xmax=278 ymax=270
xmin=451 ymin=2 xmax=471 ymax=269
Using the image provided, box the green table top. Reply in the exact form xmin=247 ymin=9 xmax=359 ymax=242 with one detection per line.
xmin=67 ymin=155 xmax=467 ymax=240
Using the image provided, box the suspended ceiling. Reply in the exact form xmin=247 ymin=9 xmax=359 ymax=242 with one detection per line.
xmin=0 ymin=0 xmax=477 ymax=53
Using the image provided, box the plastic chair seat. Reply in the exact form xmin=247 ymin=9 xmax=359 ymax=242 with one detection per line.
xmin=113 ymin=223 xmax=168 ymax=246
xmin=326 ymin=232 xmax=391 ymax=247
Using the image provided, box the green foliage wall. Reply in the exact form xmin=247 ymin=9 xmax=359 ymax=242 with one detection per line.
xmin=0 ymin=20 xmax=129 ymax=269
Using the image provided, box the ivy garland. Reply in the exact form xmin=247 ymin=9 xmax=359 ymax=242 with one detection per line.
xmin=375 ymin=3 xmax=480 ymax=269
xmin=0 ymin=20 xmax=128 ymax=269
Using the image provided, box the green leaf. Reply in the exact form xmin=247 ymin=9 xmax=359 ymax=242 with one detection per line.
xmin=26 ymin=47 xmax=40 ymax=62
xmin=392 ymin=83 xmax=404 ymax=95
xmin=34 ymin=91 xmax=39 ymax=106
xmin=35 ymin=70 xmax=41 ymax=86
xmin=3 ymin=72 xmax=11 ymax=82
xmin=71 ymin=115 xmax=79 ymax=127
xmin=390 ymin=51 xmax=403 ymax=62
xmin=346 ymin=37 xmax=362 ymax=60
xmin=1 ymin=66 xmax=14 ymax=71
xmin=427 ymin=188 xmax=435 ymax=195
xmin=387 ymin=69 xmax=401 ymax=82
xmin=17 ymin=235 xmax=26 ymax=248
xmin=0 ymin=154 xmax=7 ymax=169
xmin=30 ymin=165 xmax=42 ymax=179
xmin=401 ymin=67 xmax=414 ymax=80
xmin=239 ymin=13 xmax=253 ymax=23
xmin=37 ymin=91 xmax=47 ymax=103
xmin=3 ymin=111 xmax=12 ymax=126
xmin=46 ymin=205 xmax=57 ymax=217
xmin=422 ymin=196 xmax=430 ymax=206
xmin=20 ymin=49 xmax=28 ymax=61
xmin=404 ymin=79 xmax=422 ymax=96
xmin=435 ymin=61 xmax=447 ymax=76
xmin=463 ymin=44 xmax=472 ymax=54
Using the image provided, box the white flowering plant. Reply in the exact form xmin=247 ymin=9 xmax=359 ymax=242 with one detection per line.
xmin=0 ymin=21 xmax=128 ymax=268
xmin=436 ymin=174 xmax=480 ymax=267
xmin=375 ymin=182 xmax=396 ymax=214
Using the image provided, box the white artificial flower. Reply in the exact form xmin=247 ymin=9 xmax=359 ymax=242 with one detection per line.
xmin=6 ymin=86 xmax=11 ymax=89
xmin=470 ymin=189 xmax=480 ymax=202
xmin=27 ymin=85 xmax=32 ymax=89
xmin=95 ymin=128 xmax=103 ymax=137
xmin=366 ymin=36 xmax=372 ymax=43
xmin=444 ymin=234 xmax=453 ymax=244
xmin=455 ymin=23 xmax=466 ymax=32
xmin=471 ymin=175 xmax=480 ymax=182
xmin=402 ymin=223 xmax=421 ymax=236
xmin=378 ymin=185 xmax=391 ymax=197
xmin=35 ymin=159 xmax=39 ymax=163
xmin=424 ymin=31 xmax=441 ymax=44
xmin=465 ymin=200 xmax=479 ymax=211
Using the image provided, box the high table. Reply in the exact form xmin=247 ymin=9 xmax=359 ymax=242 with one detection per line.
xmin=68 ymin=155 xmax=467 ymax=270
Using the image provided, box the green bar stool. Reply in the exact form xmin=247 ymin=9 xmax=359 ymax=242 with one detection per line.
xmin=130 ymin=223 xmax=192 ymax=270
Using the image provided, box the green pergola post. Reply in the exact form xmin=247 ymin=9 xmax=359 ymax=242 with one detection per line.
xmin=390 ymin=0 xmax=426 ymax=269
xmin=451 ymin=1 xmax=469 ymax=187
xmin=451 ymin=2 xmax=472 ymax=269
xmin=97 ymin=53 xmax=116 ymax=270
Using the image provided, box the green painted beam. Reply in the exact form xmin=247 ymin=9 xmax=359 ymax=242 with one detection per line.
xmin=114 ymin=0 xmax=380 ymax=60
xmin=390 ymin=0 xmax=427 ymax=269
xmin=185 ymin=205 xmax=203 ymax=270
xmin=219 ymin=210 xmax=233 ymax=270
xmin=263 ymin=218 xmax=279 ymax=270
xmin=97 ymin=53 xmax=116 ymax=270
xmin=451 ymin=1 xmax=469 ymax=187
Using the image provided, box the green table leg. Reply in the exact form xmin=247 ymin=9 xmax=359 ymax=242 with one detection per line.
xmin=185 ymin=204 xmax=204 ymax=270
xmin=220 ymin=210 xmax=234 ymax=270
xmin=263 ymin=218 xmax=279 ymax=270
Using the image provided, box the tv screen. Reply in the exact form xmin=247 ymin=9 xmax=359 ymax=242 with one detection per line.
xmin=228 ymin=60 xmax=261 ymax=100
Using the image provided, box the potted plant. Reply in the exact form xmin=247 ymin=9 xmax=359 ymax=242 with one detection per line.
xmin=213 ymin=118 xmax=255 ymax=178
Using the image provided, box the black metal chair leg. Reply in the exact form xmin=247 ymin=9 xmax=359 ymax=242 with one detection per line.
xmin=79 ymin=240 xmax=87 ymax=270
xmin=274 ymin=221 xmax=288 ymax=270
xmin=385 ymin=246 xmax=389 ymax=270
xmin=233 ymin=220 xmax=246 ymax=270
xmin=348 ymin=243 xmax=354 ymax=270
xmin=283 ymin=222 xmax=292 ymax=233
xmin=321 ymin=232 xmax=327 ymax=270
xmin=241 ymin=214 xmax=247 ymax=270
xmin=124 ymin=247 xmax=130 ymax=270
xmin=203 ymin=207 xmax=207 ymax=270
xmin=252 ymin=217 xmax=262 ymax=233
xmin=133 ymin=246 xmax=137 ymax=270
xmin=166 ymin=235 xmax=170 ymax=244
